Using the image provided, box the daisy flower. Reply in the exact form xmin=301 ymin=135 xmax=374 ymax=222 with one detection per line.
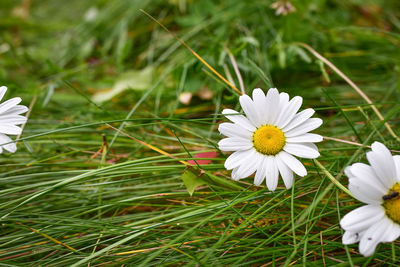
xmin=340 ymin=142 xmax=400 ymax=257
xmin=0 ymin=86 xmax=28 ymax=154
xmin=218 ymin=88 xmax=323 ymax=191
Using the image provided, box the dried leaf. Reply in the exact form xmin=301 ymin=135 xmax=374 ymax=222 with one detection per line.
xmin=179 ymin=92 xmax=192 ymax=105
xmin=187 ymin=151 xmax=218 ymax=165
xmin=92 ymin=67 xmax=153 ymax=102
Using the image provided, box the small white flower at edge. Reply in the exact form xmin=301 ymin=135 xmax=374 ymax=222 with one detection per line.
xmin=0 ymin=86 xmax=28 ymax=153
xmin=218 ymin=88 xmax=323 ymax=191
xmin=341 ymin=142 xmax=400 ymax=257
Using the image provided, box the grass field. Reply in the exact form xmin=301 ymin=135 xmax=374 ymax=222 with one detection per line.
xmin=1 ymin=0 xmax=400 ymax=266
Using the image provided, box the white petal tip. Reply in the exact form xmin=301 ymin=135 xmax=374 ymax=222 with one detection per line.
xmin=251 ymin=88 xmax=265 ymax=98
xmin=5 ymin=147 xmax=17 ymax=153
xmin=232 ymin=176 xmax=241 ymax=181
xmin=267 ymin=88 xmax=279 ymax=95
xmin=311 ymin=152 xmax=321 ymax=159
xmin=371 ymin=141 xmax=384 ymax=148
xmin=315 ymin=118 xmax=323 ymax=127
xmin=298 ymin=171 xmax=307 ymax=177
xmin=222 ymin=109 xmax=233 ymax=115
xmin=284 ymin=184 xmax=293 ymax=190
xmin=371 ymin=141 xmax=390 ymax=154
xmin=344 ymin=167 xmax=353 ymax=178
xmin=20 ymin=106 xmax=29 ymax=114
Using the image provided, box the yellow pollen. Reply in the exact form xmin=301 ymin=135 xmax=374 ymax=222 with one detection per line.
xmin=383 ymin=183 xmax=400 ymax=225
xmin=252 ymin=125 xmax=286 ymax=155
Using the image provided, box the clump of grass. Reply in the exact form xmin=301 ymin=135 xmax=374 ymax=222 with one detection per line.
xmin=0 ymin=0 xmax=399 ymax=265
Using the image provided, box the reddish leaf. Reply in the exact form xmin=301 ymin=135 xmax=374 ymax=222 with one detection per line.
xmin=188 ymin=151 xmax=218 ymax=165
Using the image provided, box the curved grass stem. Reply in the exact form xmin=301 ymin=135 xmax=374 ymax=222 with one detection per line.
xmin=313 ymin=159 xmax=354 ymax=198
xmin=296 ymin=42 xmax=400 ymax=142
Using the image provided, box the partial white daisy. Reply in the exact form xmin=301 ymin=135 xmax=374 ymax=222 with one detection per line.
xmin=218 ymin=88 xmax=322 ymax=191
xmin=340 ymin=142 xmax=400 ymax=257
xmin=0 ymin=86 xmax=28 ymax=153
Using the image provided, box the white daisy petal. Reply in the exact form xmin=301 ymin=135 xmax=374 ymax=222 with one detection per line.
xmin=0 ymin=115 xmax=27 ymax=125
xmin=346 ymin=163 xmax=386 ymax=191
xmin=283 ymin=143 xmax=320 ymax=159
xmin=277 ymin=151 xmax=307 ymax=177
xmin=0 ymin=89 xmax=28 ymax=154
xmin=276 ymin=156 xmax=294 ymax=189
xmin=349 ymin=178 xmax=384 ymax=205
xmin=378 ymin=218 xmax=400 ymax=243
xmin=224 ymin=149 xmax=254 ymax=170
xmin=275 ymin=96 xmax=302 ymax=128
xmin=0 ymin=133 xmax=16 ymax=153
xmin=218 ymin=122 xmax=252 ymax=139
xmin=282 ymin=108 xmax=315 ymax=132
xmin=394 ymin=155 xmax=400 ymax=181
xmin=0 ymin=86 xmax=7 ymax=102
xmin=340 ymin=205 xmax=384 ymax=233
xmin=275 ymin=92 xmax=290 ymax=125
xmin=252 ymin=88 xmax=267 ymax=126
xmin=254 ymin=156 xmax=267 ymax=186
xmin=284 ymin=118 xmax=323 ymax=137
xmin=239 ymin=94 xmax=261 ymax=127
xmin=236 ymin=152 xmax=262 ymax=179
xmin=279 ymin=92 xmax=289 ymax=109
xmin=265 ymin=88 xmax=280 ymax=125
xmin=286 ymin=133 xmax=323 ymax=143
xmin=252 ymin=88 xmax=265 ymax=99
xmin=344 ymin=166 xmax=354 ymax=179
xmin=222 ymin=109 xmax=256 ymax=132
xmin=343 ymin=231 xmax=361 ymax=245
xmin=366 ymin=142 xmax=397 ymax=188
xmin=359 ymin=216 xmax=396 ymax=257
xmin=0 ymin=97 xmax=22 ymax=114
xmin=218 ymin=137 xmax=253 ymax=151
xmin=265 ymin=156 xmax=279 ymax=191
xmin=231 ymin=167 xmax=241 ymax=181
xmin=1 ymin=105 xmax=29 ymax=116
xmin=0 ymin=124 xmax=22 ymax=135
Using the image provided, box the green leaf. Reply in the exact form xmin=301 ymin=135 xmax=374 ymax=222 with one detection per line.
xmin=181 ymin=167 xmax=207 ymax=196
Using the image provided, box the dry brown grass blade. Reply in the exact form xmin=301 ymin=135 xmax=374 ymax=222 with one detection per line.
xmin=323 ymin=135 xmax=400 ymax=153
xmin=113 ymin=240 xmax=200 ymax=256
xmin=226 ymin=47 xmax=245 ymax=94
xmin=297 ymin=42 xmax=399 ymax=141
xmin=140 ymin=9 xmax=242 ymax=95
xmin=15 ymin=222 xmax=77 ymax=252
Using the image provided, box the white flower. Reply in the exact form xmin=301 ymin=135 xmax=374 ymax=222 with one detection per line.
xmin=0 ymin=86 xmax=28 ymax=153
xmin=218 ymin=88 xmax=322 ymax=191
xmin=340 ymin=142 xmax=400 ymax=257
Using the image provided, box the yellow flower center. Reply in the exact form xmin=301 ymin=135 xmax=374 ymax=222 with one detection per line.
xmin=252 ymin=125 xmax=286 ymax=155
xmin=383 ymin=183 xmax=400 ymax=224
